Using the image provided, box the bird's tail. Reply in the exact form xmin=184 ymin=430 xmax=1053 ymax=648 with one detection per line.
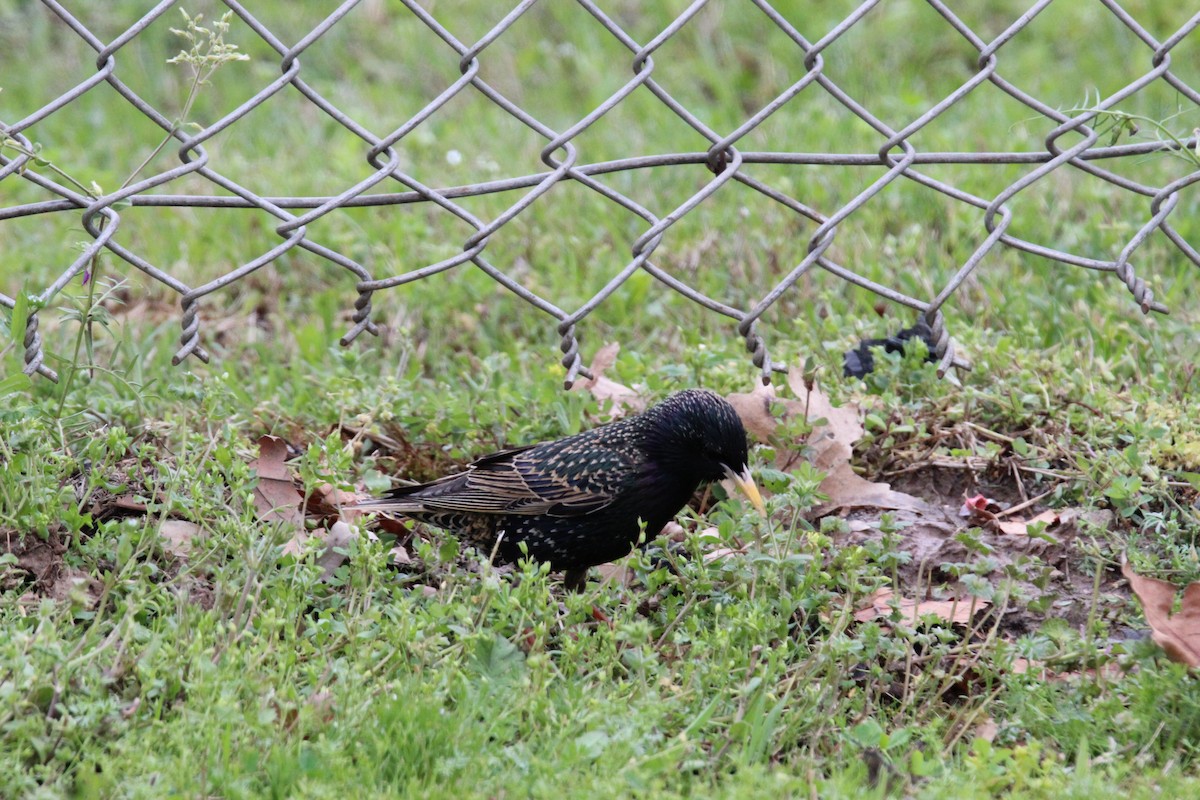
xmin=346 ymin=483 xmax=429 ymax=513
xmin=346 ymin=497 xmax=425 ymax=513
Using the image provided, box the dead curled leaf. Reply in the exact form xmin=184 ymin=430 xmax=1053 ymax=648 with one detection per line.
xmin=315 ymin=521 xmax=357 ymax=581
xmin=284 ymin=522 xmax=361 ymax=581
xmin=725 ymin=381 xmax=788 ymax=442
xmin=248 ymin=435 xmax=303 ymax=528
xmin=1122 ymin=561 xmax=1200 ymax=668
xmin=960 ymin=496 xmax=1061 ymax=538
xmin=726 ymin=377 xmax=929 ymax=514
xmin=973 ymin=717 xmax=999 ymax=744
xmin=572 ymin=342 xmax=645 ymax=418
xmin=994 ymin=510 xmax=1060 ymax=537
xmin=854 ymin=588 xmax=990 ymax=625
xmin=159 ymin=519 xmax=204 ymax=559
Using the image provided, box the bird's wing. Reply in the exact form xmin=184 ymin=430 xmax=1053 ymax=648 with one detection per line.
xmin=380 ymin=441 xmax=633 ymax=517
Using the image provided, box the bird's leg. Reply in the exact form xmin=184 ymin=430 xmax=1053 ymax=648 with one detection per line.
xmin=562 ymin=569 xmax=588 ymax=593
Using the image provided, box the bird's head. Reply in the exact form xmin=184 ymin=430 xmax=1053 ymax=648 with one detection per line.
xmin=642 ymin=389 xmax=765 ymax=514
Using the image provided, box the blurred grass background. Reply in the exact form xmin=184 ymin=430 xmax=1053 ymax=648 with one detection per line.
xmin=1 ymin=0 xmax=1197 ymax=387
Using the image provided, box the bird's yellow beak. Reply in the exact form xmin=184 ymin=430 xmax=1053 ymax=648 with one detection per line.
xmin=723 ymin=464 xmax=766 ymax=515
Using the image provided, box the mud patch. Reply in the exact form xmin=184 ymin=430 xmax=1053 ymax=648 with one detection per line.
xmin=811 ymin=460 xmax=1125 ymax=637
xmin=2 ymin=526 xmax=105 ymax=608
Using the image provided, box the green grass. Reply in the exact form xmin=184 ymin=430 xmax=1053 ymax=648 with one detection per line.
xmin=3 ymin=1 xmax=1200 ymax=797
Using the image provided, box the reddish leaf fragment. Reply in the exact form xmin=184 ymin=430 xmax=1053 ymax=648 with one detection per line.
xmin=960 ymin=494 xmax=998 ymax=518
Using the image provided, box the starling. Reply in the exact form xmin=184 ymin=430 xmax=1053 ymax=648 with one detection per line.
xmin=352 ymin=388 xmax=764 ymax=589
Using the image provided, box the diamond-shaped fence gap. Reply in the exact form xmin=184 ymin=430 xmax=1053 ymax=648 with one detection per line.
xmin=181 ymin=85 xmax=386 ymax=199
xmin=955 ymin=162 xmax=1180 ymax=309
xmin=464 ymin=179 xmax=653 ymax=309
xmin=4 ymin=90 xmax=182 ymax=205
xmin=47 ymin=4 xmax=248 ymax=134
xmin=255 ymin=7 xmax=472 ymax=135
xmin=366 ymin=261 xmax=573 ymax=360
xmin=815 ymin=3 xmax=988 ymax=115
xmin=0 ymin=215 xmax=83 ymax=289
xmin=889 ymin=80 xmax=1060 ymax=156
xmin=0 ymin=10 xmax=112 ymax=116
xmin=421 ymin=2 xmax=636 ymax=134
xmin=38 ymin=82 xmax=186 ymax=183
xmin=857 ymin=174 xmax=1008 ymax=295
xmin=966 ymin=2 xmax=1170 ymax=111
xmin=616 ymin=4 xmax=819 ymax=132
xmin=364 ymin=75 xmax=561 ymax=204
xmin=643 ymin=172 xmax=812 ymax=305
xmin=102 ymin=205 xmax=282 ymax=287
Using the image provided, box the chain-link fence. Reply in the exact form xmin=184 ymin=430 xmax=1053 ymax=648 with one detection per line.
xmin=2 ymin=1 xmax=1198 ymax=385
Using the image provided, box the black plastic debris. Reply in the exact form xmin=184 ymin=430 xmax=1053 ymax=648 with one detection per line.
xmin=843 ymin=319 xmax=938 ymax=378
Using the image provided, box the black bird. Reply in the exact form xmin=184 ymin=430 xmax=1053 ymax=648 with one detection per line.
xmin=351 ymin=388 xmax=764 ymax=589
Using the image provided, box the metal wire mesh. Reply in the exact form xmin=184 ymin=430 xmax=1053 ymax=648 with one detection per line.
xmin=2 ymin=1 xmax=1198 ymax=384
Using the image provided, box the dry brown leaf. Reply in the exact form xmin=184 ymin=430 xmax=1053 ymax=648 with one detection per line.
xmin=995 ymin=510 xmax=1060 ymax=537
xmin=787 ymin=370 xmax=864 ymax=471
xmin=728 ymin=379 xmax=926 ymax=514
xmin=389 ymin=545 xmax=412 ymax=566
xmin=315 ymin=521 xmax=358 ymax=581
xmin=248 ymin=435 xmax=303 ymax=528
xmin=818 ymin=463 xmax=931 ymax=514
xmin=44 ymin=568 xmax=103 ymax=609
xmin=109 ymin=495 xmax=148 ymax=513
xmin=281 ymin=531 xmax=310 ymax=558
xmin=573 ymin=342 xmax=645 ymax=417
xmin=854 ymin=588 xmax=989 ymax=625
xmin=661 ymin=521 xmax=688 ymax=543
xmin=309 ymin=482 xmax=367 ymax=518
xmin=703 ymin=547 xmax=746 ymax=563
xmin=1122 ymin=561 xmax=1200 ymax=668
xmin=1011 ymin=658 xmax=1045 ymax=677
xmin=159 ymin=519 xmax=204 ymax=558
xmin=973 ymin=717 xmax=999 ymax=743
xmin=595 ymin=562 xmax=635 ymax=587
xmin=726 ymin=382 xmax=794 ymax=441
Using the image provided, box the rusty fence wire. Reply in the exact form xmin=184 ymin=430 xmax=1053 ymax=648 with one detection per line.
xmin=2 ymin=1 xmax=1199 ymax=385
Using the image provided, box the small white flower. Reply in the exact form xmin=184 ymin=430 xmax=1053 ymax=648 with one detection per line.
xmin=446 ymin=149 xmax=463 ymax=165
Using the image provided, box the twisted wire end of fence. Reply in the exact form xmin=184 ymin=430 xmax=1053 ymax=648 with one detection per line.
xmin=171 ymin=296 xmax=210 ymax=366
xmin=22 ymin=312 xmax=58 ymax=382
